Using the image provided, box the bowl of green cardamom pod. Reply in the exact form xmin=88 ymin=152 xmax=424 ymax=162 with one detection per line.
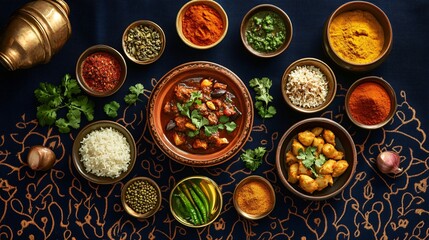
xmin=169 ymin=176 xmax=222 ymax=228
xmin=121 ymin=176 xmax=162 ymax=219
xmin=122 ymin=20 xmax=166 ymax=65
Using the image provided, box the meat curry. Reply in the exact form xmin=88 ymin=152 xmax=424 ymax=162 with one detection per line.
xmin=162 ymin=77 xmax=242 ymax=154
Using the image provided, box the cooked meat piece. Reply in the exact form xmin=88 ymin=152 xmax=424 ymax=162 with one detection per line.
xmin=207 ymin=112 xmax=218 ymax=125
xmin=174 ymin=84 xmax=195 ymax=102
xmin=213 ymin=82 xmax=227 ymax=89
xmin=174 ymin=116 xmax=188 ymax=131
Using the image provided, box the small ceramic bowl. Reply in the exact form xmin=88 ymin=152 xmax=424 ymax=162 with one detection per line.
xmin=323 ymin=1 xmax=393 ymax=71
xmin=276 ymin=117 xmax=357 ymax=201
xmin=72 ymin=120 xmax=136 ymax=184
xmin=241 ymin=4 xmax=293 ymax=58
xmin=122 ymin=20 xmax=166 ymax=65
xmin=233 ymin=175 xmax=275 ymax=220
xmin=147 ymin=61 xmax=254 ymax=167
xmin=75 ymin=44 xmax=127 ymax=97
xmin=281 ymin=57 xmax=337 ymax=113
xmin=121 ymin=177 xmax=162 ymax=219
xmin=345 ymin=76 xmax=397 ymax=129
xmin=176 ymin=0 xmax=228 ymax=49
xmin=169 ymin=176 xmax=222 ymax=228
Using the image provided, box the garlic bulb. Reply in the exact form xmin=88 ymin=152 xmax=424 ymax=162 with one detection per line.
xmin=27 ymin=146 xmax=56 ymax=171
xmin=376 ymin=151 xmax=402 ymax=174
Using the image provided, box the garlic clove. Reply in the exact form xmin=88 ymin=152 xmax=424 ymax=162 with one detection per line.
xmin=376 ymin=151 xmax=402 ymax=174
xmin=27 ymin=146 xmax=56 ymax=171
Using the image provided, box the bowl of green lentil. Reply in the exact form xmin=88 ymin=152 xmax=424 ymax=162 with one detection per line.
xmin=121 ymin=176 xmax=162 ymax=219
xmin=240 ymin=4 xmax=293 ymax=58
xmin=169 ymin=176 xmax=222 ymax=228
xmin=122 ymin=20 xmax=166 ymax=65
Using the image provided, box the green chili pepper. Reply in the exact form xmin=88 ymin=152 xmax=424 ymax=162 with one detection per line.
xmin=173 ymin=195 xmax=190 ymax=220
xmin=180 ymin=183 xmax=204 ymax=224
xmin=190 ymin=181 xmax=210 ymax=220
xmin=176 ymin=188 xmax=201 ymax=225
xmin=187 ymin=183 xmax=208 ymax=223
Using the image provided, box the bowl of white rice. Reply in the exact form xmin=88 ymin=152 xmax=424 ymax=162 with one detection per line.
xmin=72 ymin=120 xmax=136 ymax=184
xmin=281 ymin=57 xmax=337 ymax=114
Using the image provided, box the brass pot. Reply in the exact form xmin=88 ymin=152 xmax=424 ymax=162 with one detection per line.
xmin=0 ymin=0 xmax=71 ymax=71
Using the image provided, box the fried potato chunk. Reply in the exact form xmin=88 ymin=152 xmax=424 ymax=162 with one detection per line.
xmin=298 ymin=130 xmax=315 ymax=147
xmin=299 ymin=175 xmax=318 ymax=194
xmin=333 ymin=160 xmax=349 ymax=177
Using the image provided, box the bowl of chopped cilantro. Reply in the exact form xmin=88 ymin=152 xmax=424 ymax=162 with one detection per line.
xmin=148 ymin=61 xmax=254 ymax=167
xmin=275 ymin=117 xmax=357 ymax=201
xmin=241 ymin=4 xmax=293 ymax=58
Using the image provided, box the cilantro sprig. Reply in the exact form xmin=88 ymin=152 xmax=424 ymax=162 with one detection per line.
xmin=34 ymin=74 xmax=95 ymax=133
xmin=297 ymin=146 xmax=326 ymax=177
xmin=240 ymin=147 xmax=267 ymax=171
xmin=249 ymin=77 xmax=277 ymax=119
xmin=124 ymin=83 xmax=145 ymax=105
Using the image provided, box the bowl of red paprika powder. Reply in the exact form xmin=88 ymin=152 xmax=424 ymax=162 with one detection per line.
xmin=176 ymin=0 xmax=228 ymax=50
xmin=345 ymin=76 xmax=397 ymax=129
xmin=76 ymin=44 xmax=127 ymax=97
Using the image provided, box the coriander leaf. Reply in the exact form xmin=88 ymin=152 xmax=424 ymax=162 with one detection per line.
xmin=104 ymin=101 xmax=120 ymax=118
xmin=297 ymin=147 xmax=326 ymax=177
xmin=187 ymin=130 xmax=199 ymax=138
xmin=36 ymin=104 xmax=57 ymax=126
xmin=177 ymin=102 xmax=190 ymax=118
xmin=315 ymin=154 xmax=326 ymax=168
xmin=130 ymin=83 xmax=144 ymax=95
xmin=70 ymin=95 xmax=94 ymax=121
xmin=55 ymin=118 xmax=70 ymax=133
xmin=219 ymin=115 xmax=229 ymax=124
xmin=62 ymin=74 xmax=81 ymax=98
xmin=204 ymin=125 xmax=219 ymax=136
xmin=65 ymin=109 xmax=81 ymax=129
xmin=34 ymin=82 xmax=63 ymax=107
xmin=240 ymin=147 xmax=267 ymax=171
xmin=224 ymin=121 xmax=237 ymax=133
xmin=124 ymin=83 xmax=145 ymax=105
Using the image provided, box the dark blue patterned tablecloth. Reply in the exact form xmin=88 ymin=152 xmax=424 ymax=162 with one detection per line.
xmin=1 ymin=0 xmax=429 ymax=239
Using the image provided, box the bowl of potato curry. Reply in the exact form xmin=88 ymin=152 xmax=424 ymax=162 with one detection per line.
xmin=275 ymin=117 xmax=357 ymax=200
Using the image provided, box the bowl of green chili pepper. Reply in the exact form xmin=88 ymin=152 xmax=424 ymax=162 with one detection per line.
xmin=121 ymin=176 xmax=162 ymax=219
xmin=241 ymin=4 xmax=293 ymax=58
xmin=169 ymin=176 xmax=222 ymax=228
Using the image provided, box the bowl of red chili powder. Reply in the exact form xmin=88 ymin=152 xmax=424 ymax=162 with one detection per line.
xmin=345 ymin=76 xmax=397 ymax=129
xmin=176 ymin=0 xmax=228 ymax=49
xmin=76 ymin=44 xmax=127 ymax=97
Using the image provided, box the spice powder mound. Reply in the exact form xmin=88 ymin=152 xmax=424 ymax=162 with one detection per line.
xmin=182 ymin=4 xmax=224 ymax=46
xmin=235 ymin=180 xmax=274 ymax=216
xmin=82 ymin=52 xmax=122 ymax=93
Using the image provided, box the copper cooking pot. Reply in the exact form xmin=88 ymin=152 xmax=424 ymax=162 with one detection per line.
xmin=0 ymin=0 xmax=71 ymax=71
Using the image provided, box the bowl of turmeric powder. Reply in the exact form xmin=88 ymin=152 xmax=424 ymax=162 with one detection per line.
xmin=176 ymin=0 xmax=228 ymax=50
xmin=345 ymin=76 xmax=397 ymax=129
xmin=233 ymin=175 xmax=275 ymax=220
xmin=323 ymin=1 xmax=393 ymax=71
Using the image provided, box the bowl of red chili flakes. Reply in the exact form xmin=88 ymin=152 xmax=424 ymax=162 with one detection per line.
xmin=148 ymin=61 xmax=254 ymax=167
xmin=76 ymin=44 xmax=127 ymax=97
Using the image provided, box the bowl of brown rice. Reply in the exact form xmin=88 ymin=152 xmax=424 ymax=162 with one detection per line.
xmin=281 ymin=57 xmax=337 ymax=114
xmin=72 ymin=120 xmax=136 ymax=184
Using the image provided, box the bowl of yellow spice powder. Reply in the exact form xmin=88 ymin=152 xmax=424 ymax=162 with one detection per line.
xmin=233 ymin=175 xmax=275 ymax=220
xmin=323 ymin=1 xmax=393 ymax=71
xmin=176 ymin=0 xmax=228 ymax=50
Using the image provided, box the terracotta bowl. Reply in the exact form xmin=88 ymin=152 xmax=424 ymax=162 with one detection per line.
xmin=241 ymin=4 xmax=293 ymax=58
xmin=148 ymin=61 xmax=254 ymax=167
xmin=345 ymin=76 xmax=397 ymax=129
xmin=176 ymin=0 xmax=228 ymax=49
xmin=121 ymin=177 xmax=162 ymax=219
xmin=323 ymin=1 xmax=392 ymax=71
xmin=72 ymin=120 xmax=136 ymax=184
xmin=75 ymin=44 xmax=127 ymax=97
xmin=281 ymin=57 xmax=337 ymax=113
xmin=122 ymin=20 xmax=166 ymax=65
xmin=169 ymin=176 xmax=222 ymax=228
xmin=275 ymin=117 xmax=357 ymax=201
